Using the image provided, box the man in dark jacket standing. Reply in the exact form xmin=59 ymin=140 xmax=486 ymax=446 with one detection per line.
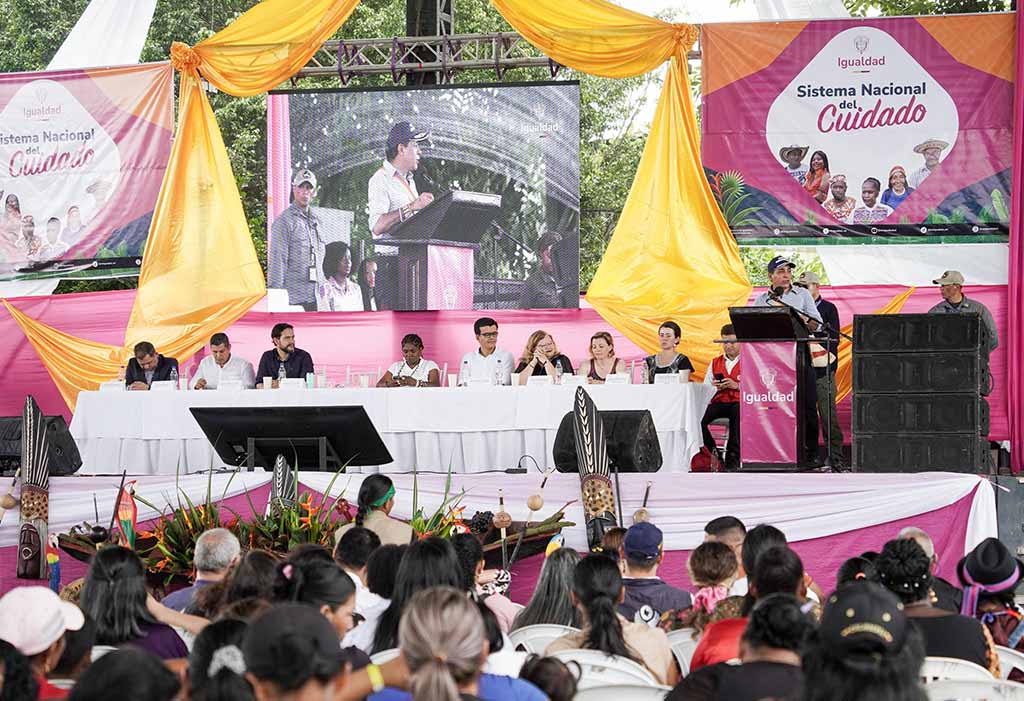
xmin=618 ymin=522 xmax=692 ymax=625
xmin=797 ymin=271 xmax=844 ymax=470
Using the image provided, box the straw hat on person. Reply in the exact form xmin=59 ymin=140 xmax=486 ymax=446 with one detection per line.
xmin=778 ymin=145 xmax=809 ymax=162
xmin=912 ymin=138 xmax=949 ymax=155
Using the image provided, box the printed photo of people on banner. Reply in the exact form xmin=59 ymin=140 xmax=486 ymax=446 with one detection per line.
xmin=265 ymin=82 xmax=581 ymax=313
xmin=701 ymin=15 xmax=1014 ymax=243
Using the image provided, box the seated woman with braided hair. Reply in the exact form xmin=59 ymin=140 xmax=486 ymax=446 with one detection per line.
xmin=874 ymin=537 xmax=999 ymax=676
xmin=336 ymin=475 xmax=413 ymax=547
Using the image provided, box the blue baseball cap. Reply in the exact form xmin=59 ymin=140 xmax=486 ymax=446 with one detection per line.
xmin=624 ymin=522 xmax=663 ymax=562
xmin=387 ymin=121 xmax=430 ymax=153
xmin=767 ymin=255 xmax=795 ymax=274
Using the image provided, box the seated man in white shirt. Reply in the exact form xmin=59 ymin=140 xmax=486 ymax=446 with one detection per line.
xmin=459 ymin=317 xmax=515 ymax=385
xmin=334 ymin=526 xmax=387 ymax=652
xmin=192 ymin=332 xmax=256 ymax=390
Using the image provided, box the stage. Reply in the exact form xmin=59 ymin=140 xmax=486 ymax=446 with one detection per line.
xmin=0 ymin=470 xmax=995 ymax=601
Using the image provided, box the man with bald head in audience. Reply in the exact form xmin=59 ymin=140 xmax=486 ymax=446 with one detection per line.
xmin=898 ymin=526 xmax=962 ymax=613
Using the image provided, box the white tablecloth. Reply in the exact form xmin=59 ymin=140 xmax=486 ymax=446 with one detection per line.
xmin=69 ymin=384 xmax=716 ymax=475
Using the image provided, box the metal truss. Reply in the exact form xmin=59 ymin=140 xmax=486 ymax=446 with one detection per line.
xmin=299 ymin=32 xmax=702 ymax=85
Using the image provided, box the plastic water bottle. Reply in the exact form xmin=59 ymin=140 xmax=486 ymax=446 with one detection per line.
xmin=460 ymin=359 xmax=470 ymax=387
xmin=169 ymin=367 xmax=179 ymax=389
xmin=554 ymin=358 xmax=564 ymax=384
xmin=117 ymin=364 xmax=126 ymax=382
xmin=495 ymin=357 xmax=504 ymax=386
xmin=277 ymin=363 xmax=287 ymax=385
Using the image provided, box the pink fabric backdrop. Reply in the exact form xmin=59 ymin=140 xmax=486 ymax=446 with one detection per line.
xmin=1008 ymin=7 xmax=1024 ymax=474
xmin=0 ymin=284 xmax=1010 ymax=440
xmin=507 ymin=486 xmax=978 ymax=604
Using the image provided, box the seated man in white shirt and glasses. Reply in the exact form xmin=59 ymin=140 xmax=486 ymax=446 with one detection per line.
xmin=376 ymin=333 xmax=440 ymax=388
xmin=192 ymin=332 xmax=256 ymax=390
xmin=459 ymin=317 xmax=515 ymax=386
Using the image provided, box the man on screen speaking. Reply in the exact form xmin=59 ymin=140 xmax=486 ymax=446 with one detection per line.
xmin=367 ymin=121 xmax=433 ymax=309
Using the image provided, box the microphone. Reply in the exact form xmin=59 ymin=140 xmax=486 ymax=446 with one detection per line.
xmin=417 ymin=168 xmax=443 ymax=195
xmin=770 ymin=286 xmax=785 ymax=299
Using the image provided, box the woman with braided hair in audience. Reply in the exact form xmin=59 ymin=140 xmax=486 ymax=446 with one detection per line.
xmin=545 ymin=554 xmax=678 ymax=686
xmin=667 ymin=593 xmax=813 ymax=701
xmin=874 ymin=537 xmax=999 ymax=676
xmin=336 ymin=475 xmax=413 ymax=547
xmin=368 ymin=586 xmax=547 ymax=701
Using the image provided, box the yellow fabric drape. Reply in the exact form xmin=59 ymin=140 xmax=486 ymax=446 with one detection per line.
xmin=493 ymin=0 xmax=749 ymax=371
xmin=8 ymin=0 xmax=361 ymax=410
xmin=124 ymin=70 xmax=266 ymax=361
xmin=489 ymin=0 xmax=693 ymax=77
xmin=834 ymin=287 xmax=916 ymax=403
xmin=3 ymin=301 xmax=123 ymax=410
xmin=187 ymin=0 xmax=361 ymax=96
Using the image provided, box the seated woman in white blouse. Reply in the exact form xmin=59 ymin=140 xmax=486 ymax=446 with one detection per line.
xmin=376 ymin=333 xmax=440 ymax=387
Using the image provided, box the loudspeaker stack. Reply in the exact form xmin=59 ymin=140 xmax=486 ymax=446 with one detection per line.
xmin=852 ymin=313 xmax=991 ymax=473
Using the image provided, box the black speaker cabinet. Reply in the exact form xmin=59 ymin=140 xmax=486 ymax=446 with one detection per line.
xmin=0 ymin=415 xmax=82 ymax=476
xmin=852 ymin=433 xmax=990 ymax=473
xmin=853 ymin=394 xmax=989 ymax=435
xmin=853 ymin=313 xmax=988 ymax=356
xmin=853 ymin=353 xmax=991 ymax=396
xmin=553 ymin=410 xmax=662 ymax=473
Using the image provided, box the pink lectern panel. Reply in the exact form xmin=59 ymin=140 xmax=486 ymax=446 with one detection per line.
xmin=740 ymin=341 xmax=799 ymax=465
xmin=427 ymin=245 xmax=474 ymax=310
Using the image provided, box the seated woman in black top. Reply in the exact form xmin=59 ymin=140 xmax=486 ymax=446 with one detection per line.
xmin=875 ymin=537 xmax=999 ymax=676
xmin=644 ymin=320 xmax=694 ymax=383
xmin=579 ymin=331 xmax=626 ymax=384
xmin=514 ymin=330 xmax=573 ymax=386
xmin=667 ymin=593 xmax=812 ymax=701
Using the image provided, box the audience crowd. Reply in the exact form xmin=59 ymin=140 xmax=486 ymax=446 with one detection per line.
xmin=0 ymin=507 xmax=1020 ymax=701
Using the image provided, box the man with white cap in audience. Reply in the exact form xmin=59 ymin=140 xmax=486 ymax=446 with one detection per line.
xmin=0 ymin=586 xmax=84 ymax=699
xmin=929 ymin=270 xmax=998 ymax=352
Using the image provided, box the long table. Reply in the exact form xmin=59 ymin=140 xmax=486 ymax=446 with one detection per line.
xmin=69 ymin=383 xmax=716 ymax=474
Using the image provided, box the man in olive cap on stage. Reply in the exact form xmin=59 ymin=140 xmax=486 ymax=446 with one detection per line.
xmin=928 ymin=270 xmax=998 ymax=351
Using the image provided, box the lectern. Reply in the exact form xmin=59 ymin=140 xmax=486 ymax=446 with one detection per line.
xmin=382 ymin=190 xmax=502 ymax=310
xmin=728 ymin=306 xmax=817 ymax=471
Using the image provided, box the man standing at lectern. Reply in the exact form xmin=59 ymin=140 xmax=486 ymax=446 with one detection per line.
xmin=367 ymin=122 xmax=433 ymax=310
xmin=751 ymin=256 xmax=823 ymax=465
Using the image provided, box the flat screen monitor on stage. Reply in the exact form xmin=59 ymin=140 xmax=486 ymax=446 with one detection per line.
xmin=189 ymin=406 xmax=393 ymax=471
xmin=266 ymin=81 xmax=581 ymax=313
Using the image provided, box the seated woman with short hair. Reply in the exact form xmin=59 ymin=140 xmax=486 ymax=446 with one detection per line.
xmin=376 ymin=334 xmax=439 ymax=388
xmin=514 ymin=330 xmax=573 ymax=386
xmin=644 ymin=321 xmax=694 ymax=383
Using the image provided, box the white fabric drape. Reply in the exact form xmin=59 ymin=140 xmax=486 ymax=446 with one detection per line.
xmin=0 ymin=473 xmax=270 ymax=547
xmin=297 ymin=471 xmax=995 ymax=554
xmin=47 ymin=0 xmax=157 ymax=70
xmin=69 ymin=385 xmax=714 ymax=474
xmin=754 ymin=0 xmax=850 ymax=19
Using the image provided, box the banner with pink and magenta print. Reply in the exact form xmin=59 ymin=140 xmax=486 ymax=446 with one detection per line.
xmin=701 ymin=13 xmax=1014 ymax=244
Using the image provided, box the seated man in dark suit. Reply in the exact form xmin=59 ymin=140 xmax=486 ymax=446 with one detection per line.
xmin=125 ymin=341 xmax=179 ymax=391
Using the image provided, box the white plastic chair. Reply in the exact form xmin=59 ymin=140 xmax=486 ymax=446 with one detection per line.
xmin=926 ymin=679 xmax=1024 ymax=700
xmin=507 ymin=624 xmax=579 ymax=654
xmin=370 ymin=648 xmax=400 ymax=665
xmin=666 ymin=627 xmax=699 ymax=676
xmin=574 ymin=684 xmax=672 ymax=701
xmin=921 ymin=656 xmax=995 ymax=683
xmin=548 ymin=649 xmax=658 ymax=689
xmin=996 ymin=645 xmax=1024 ymax=680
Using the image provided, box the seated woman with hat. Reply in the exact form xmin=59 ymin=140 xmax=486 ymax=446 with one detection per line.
xmin=959 ymin=537 xmax=1024 ymax=680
